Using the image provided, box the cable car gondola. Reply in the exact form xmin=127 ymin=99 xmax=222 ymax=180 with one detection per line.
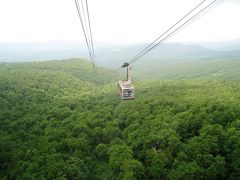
xmin=118 ymin=62 xmax=134 ymax=100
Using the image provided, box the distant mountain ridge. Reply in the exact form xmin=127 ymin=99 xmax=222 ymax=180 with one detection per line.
xmin=201 ymin=39 xmax=240 ymax=51
xmin=1 ymin=41 xmax=240 ymax=67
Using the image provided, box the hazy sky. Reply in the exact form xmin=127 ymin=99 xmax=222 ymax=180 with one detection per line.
xmin=0 ymin=0 xmax=239 ymax=44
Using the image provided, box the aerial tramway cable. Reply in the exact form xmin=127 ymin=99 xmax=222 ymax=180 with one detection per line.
xmin=85 ymin=0 xmax=96 ymax=64
xmin=75 ymin=0 xmax=91 ymax=59
xmin=128 ymin=0 xmax=208 ymax=64
xmin=128 ymin=0 xmax=226 ymax=65
xmin=74 ymin=0 xmax=96 ymax=70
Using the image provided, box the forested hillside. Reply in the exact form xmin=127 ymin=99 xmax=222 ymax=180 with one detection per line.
xmin=1 ymin=59 xmax=240 ymax=179
xmin=0 ymin=59 xmax=119 ymax=85
xmin=133 ymin=58 xmax=240 ymax=80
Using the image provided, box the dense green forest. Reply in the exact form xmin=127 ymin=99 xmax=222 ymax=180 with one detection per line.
xmin=1 ymin=59 xmax=240 ymax=179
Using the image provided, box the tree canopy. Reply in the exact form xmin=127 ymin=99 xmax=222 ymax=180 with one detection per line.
xmin=0 ymin=59 xmax=240 ymax=179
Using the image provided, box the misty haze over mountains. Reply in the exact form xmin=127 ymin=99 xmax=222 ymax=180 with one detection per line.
xmin=0 ymin=40 xmax=240 ymax=68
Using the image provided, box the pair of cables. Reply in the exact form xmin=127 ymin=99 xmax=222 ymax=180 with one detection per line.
xmin=74 ymin=0 xmax=96 ymax=70
xmin=128 ymin=0 xmax=226 ymax=65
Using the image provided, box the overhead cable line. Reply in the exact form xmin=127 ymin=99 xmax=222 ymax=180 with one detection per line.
xmin=128 ymin=0 xmax=225 ymax=65
xmin=74 ymin=0 xmax=97 ymax=86
xmin=75 ymin=0 xmax=92 ymax=60
xmin=85 ymin=0 xmax=96 ymax=64
xmin=74 ymin=0 xmax=96 ymax=67
xmin=129 ymin=0 xmax=208 ymax=64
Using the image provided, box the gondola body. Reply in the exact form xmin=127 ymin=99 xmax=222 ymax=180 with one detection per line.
xmin=118 ymin=63 xmax=134 ymax=100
